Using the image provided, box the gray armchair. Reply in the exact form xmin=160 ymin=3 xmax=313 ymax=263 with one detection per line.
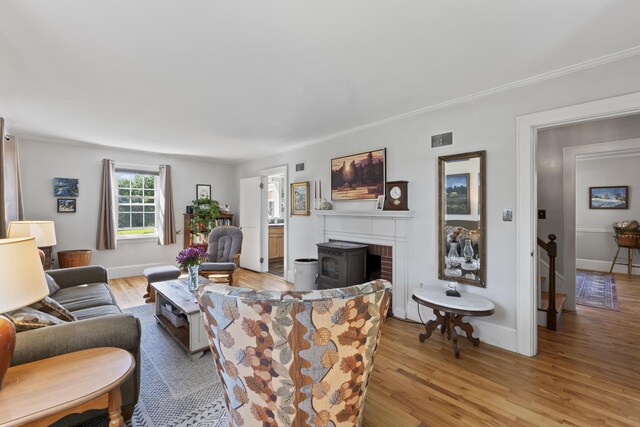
xmin=200 ymin=226 xmax=243 ymax=285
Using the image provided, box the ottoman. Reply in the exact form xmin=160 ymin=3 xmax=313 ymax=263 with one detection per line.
xmin=143 ymin=265 xmax=181 ymax=303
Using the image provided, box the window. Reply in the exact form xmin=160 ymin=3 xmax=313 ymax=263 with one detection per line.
xmin=116 ymin=171 xmax=157 ymax=237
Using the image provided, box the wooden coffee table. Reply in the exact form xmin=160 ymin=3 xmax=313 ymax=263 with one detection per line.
xmin=0 ymin=347 xmax=134 ymax=427
xmin=412 ymin=287 xmax=495 ymax=358
xmin=151 ymin=276 xmax=211 ymax=361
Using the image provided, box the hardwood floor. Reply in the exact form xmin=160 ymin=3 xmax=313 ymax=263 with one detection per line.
xmin=109 ymin=270 xmax=640 ymax=426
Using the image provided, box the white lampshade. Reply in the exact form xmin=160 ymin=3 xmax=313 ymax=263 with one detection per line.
xmin=0 ymin=238 xmax=49 ymax=313
xmin=7 ymin=221 xmax=57 ymax=247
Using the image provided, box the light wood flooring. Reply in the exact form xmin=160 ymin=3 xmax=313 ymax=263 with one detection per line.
xmin=109 ymin=270 xmax=640 ymax=426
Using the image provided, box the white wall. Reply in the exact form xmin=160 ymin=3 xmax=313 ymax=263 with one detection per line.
xmin=235 ymin=55 xmax=640 ymax=352
xmin=576 ymin=154 xmax=640 ymax=273
xmin=19 ymin=138 xmax=237 ymax=278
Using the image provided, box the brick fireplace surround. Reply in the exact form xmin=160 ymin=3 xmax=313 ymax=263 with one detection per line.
xmin=315 ymin=209 xmax=414 ymax=318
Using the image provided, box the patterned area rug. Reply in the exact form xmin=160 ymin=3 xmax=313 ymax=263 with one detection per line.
xmin=576 ymin=270 xmax=620 ymax=311
xmin=80 ymin=304 xmax=228 ymax=426
xmin=125 ymin=304 xmax=228 ymax=427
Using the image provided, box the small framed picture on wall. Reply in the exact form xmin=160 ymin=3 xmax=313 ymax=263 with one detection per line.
xmin=291 ymin=181 xmax=310 ymax=215
xmin=196 ymin=184 xmax=211 ymax=200
xmin=57 ymin=198 xmax=76 ymax=213
xmin=589 ymin=186 xmax=629 ymax=209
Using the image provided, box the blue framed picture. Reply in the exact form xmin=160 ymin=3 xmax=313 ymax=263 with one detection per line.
xmin=53 ymin=178 xmax=79 ymax=197
xmin=589 ymin=186 xmax=628 ymax=209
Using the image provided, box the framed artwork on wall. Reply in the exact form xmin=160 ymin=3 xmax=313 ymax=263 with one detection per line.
xmin=445 ymin=173 xmax=470 ymax=214
xmin=57 ymin=198 xmax=76 ymax=213
xmin=291 ymin=181 xmax=310 ymax=215
xmin=196 ymin=184 xmax=211 ymax=200
xmin=331 ymin=148 xmax=385 ymax=200
xmin=589 ymin=186 xmax=629 ymax=209
xmin=53 ymin=178 xmax=79 ymax=197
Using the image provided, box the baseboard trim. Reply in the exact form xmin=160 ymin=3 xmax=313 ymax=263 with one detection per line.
xmin=577 ymin=258 xmax=640 ymax=274
xmin=107 ymin=263 xmax=173 ymax=279
xmin=405 ymin=297 xmax=517 ymax=353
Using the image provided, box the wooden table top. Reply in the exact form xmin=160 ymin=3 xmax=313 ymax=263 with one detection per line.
xmin=413 ymin=287 xmax=495 ymax=315
xmin=151 ymin=276 xmax=211 ymax=314
xmin=0 ymin=347 xmax=134 ymax=427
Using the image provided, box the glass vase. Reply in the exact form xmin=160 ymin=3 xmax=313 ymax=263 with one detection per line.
xmin=447 ymin=242 xmax=459 ymax=265
xmin=187 ymin=264 xmax=200 ymax=291
xmin=463 ymin=239 xmax=474 ymax=262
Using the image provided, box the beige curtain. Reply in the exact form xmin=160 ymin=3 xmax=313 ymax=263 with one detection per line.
xmin=158 ymin=164 xmax=176 ymax=245
xmin=96 ymin=159 xmax=116 ymax=250
xmin=0 ymin=118 xmax=24 ymax=238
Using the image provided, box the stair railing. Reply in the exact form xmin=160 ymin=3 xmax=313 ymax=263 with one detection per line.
xmin=537 ymin=234 xmax=557 ymax=331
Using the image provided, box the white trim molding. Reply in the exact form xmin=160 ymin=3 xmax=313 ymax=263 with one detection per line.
xmin=516 ymin=91 xmax=640 ymax=357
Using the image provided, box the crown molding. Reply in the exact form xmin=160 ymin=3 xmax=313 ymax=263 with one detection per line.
xmin=291 ymin=45 xmax=640 ymax=148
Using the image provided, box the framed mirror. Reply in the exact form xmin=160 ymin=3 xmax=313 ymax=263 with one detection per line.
xmin=438 ymin=150 xmax=486 ymax=287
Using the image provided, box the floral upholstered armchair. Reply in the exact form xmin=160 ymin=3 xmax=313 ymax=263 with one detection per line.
xmin=196 ymin=279 xmax=392 ymax=427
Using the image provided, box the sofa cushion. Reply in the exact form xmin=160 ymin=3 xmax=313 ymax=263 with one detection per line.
xmin=5 ymin=307 xmax=68 ymax=332
xmin=71 ymin=305 xmax=122 ymax=320
xmin=52 ymin=282 xmax=117 ymax=311
xmin=45 ymin=273 xmax=60 ymax=295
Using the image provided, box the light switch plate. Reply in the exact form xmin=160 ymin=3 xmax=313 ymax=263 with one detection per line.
xmin=503 ymin=209 xmax=513 ymax=222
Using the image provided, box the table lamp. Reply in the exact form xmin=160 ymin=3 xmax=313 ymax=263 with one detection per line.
xmin=0 ymin=237 xmax=49 ymax=388
xmin=7 ymin=221 xmax=57 ymax=270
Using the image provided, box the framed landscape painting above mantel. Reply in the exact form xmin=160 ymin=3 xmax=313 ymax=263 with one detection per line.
xmin=331 ymin=148 xmax=385 ymax=200
xmin=589 ymin=186 xmax=629 ymax=209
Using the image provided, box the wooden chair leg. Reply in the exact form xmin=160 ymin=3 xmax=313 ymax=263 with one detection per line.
xmin=629 ymin=247 xmax=634 ymax=277
xmin=610 ymin=247 xmax=621 ymax=273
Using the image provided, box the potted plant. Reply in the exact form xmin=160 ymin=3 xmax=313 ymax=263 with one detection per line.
xmin=190 ymin=197 xmax=220 ymax=242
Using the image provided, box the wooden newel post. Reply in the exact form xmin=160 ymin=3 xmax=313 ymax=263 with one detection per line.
xmin=547 ymin=234 xmax=557 ymax=331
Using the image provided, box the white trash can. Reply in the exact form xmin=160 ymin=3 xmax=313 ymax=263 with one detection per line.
xmin=294 ymin=258 xmax=318 ymax=291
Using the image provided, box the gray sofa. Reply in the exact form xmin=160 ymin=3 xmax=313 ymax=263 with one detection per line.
xmin=11 ymin=265 xmax=141 ymax=425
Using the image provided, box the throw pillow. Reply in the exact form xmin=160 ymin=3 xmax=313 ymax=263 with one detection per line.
xmin=5 ymin=307 xmax=67 ymax=332
xmin=45 ymin=273 xmax=60 ymax=295
xmin=30 ymin=296 xmax=77 ymax=322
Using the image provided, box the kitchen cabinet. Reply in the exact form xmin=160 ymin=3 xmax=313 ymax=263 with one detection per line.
xmin=268 ymin=225 xmax=284 ymax=260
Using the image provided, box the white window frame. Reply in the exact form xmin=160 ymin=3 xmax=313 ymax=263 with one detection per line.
xmin=114 ymin=163 xmax=160 ymax=241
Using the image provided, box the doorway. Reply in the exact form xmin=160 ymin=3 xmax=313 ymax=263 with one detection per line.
xmin=263 ymin=166 xmax=287 ymax=279
xmin=516 ymin=91 xmax=640 ymax=356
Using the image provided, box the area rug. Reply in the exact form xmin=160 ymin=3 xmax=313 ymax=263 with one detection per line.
xmin=124 ymin=304 xmax=228 ymax=427
xmin=575 ymin=270 xmax=620 ymax=311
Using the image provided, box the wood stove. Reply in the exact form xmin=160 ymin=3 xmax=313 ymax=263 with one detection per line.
xmin=316 ymin=242 xmax=368 ymax=290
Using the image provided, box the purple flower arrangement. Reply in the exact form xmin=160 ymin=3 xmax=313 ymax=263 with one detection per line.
xmin=176 ymin=246 xmax=207 ymax=269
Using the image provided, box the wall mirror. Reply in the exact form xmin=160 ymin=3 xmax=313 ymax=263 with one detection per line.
xmin=438 ymin=150 xmax=486 ymax=287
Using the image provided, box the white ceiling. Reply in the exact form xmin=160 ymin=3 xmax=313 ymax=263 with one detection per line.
xmin=1 ymin=1 xmax=640 ymax=162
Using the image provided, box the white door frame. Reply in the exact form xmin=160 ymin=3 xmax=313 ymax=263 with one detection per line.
xmin=516 ymin=91 xmax=640 ymax=357
xmin=261 ymin=165 xmax=289 ymax=278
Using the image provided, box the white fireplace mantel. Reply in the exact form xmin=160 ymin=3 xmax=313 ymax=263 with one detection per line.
xmin=315 ymin=209 xmax=415 ymax=318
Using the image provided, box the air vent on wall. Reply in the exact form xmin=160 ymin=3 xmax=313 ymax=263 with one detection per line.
xmin=431 ymin=132 xmax=453 ymax=148
xmin=295 ymin=162 xmax=305 ymax=172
